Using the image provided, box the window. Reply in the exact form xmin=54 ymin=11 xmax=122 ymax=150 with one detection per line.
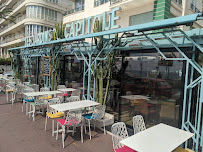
xmin=75 ymin=0 xmax=84 ymax=12
xmin=129 ymin=12 xmax=153 ymax=26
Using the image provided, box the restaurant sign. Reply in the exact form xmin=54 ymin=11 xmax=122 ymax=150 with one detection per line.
xmin=25 ymin=7 xmax=121 ymax=46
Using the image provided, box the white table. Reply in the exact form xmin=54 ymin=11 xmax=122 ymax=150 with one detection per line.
xmin=24 ymin=91 xmax=62 ymax=97
xmin=120 ymin=95 xmax=150 ymax=100
xmin=50 ymin=100 xmax=100 ymax=112
xmin=120 ymin=123 xmax=194 ymax=152
xmin=57 ymin=88 xmax=76 ymax=93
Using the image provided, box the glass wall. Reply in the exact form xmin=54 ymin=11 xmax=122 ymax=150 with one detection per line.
xmin=106 ymin=51 xmax=184 ymax=128
xmin=75 ymin=0 xmax=84 ymax=12
xmin=26 ymin=5 xmax=57 ymax=21
xmin=25 ymin=24 xmax=52 ymax=37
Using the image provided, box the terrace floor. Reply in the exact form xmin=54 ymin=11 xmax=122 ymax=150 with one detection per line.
xmin=0 ymin=93 xmax=113 ymax=152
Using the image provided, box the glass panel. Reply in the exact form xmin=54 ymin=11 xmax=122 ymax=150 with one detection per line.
xmin=129 ymin=11 xmax=153 ymax=26
xmin=41 ymin=7 xmax=44 ymax=19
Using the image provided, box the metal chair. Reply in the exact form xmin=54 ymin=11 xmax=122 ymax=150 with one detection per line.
xmin=32 ymin=84 xmax=39 ymax=92
xmin=45 ymin=98 xmax=64 ymax=136
xmin=22 ymin=87 xmax=35 ymax=114
xmin=132 ymin=115 xmax=146 ymax=134
xmin=66 ymin=96 xmax=80 ymax=102
xmin=56 ymin=110 xmax=84 ymax=148
xmin=111 ymin=122 xmax=135 ymax=152
xmin=57 ymin=85 xmax=66 ymax=89
xmin=83 ymin=105 xmax=106 ymax=140
xmin=6 ymin=85 xmax=17 ymax=105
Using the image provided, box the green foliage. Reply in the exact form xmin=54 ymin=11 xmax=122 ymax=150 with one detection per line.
xmin=93 ymin=20 xmax=120 ymax=105
xmin=50 ymin=21 xmax=64 ymax=90
xmin=0 ymin=58 xmax=11 ymax=65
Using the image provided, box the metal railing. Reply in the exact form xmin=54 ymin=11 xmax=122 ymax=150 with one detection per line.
xmin=65 ymin=5 xmax=84 ymax=15
xmin=43 ymin=0 xmax=58 ymax=5
xmin=110 ymin=0 xmax=122 ymax=5
xmin=0 ymin=15 xmax=26 ymax=33
xmin=13 ymin=0 xmax=25 ymax=10
xmin=1 ymin=33 xmax=25 ymax=45
xmin=172 ymin=0 xmax=182 ymax=6
xmin=94 ymin=0 xmax=109 ymax=7
xmin=190 ymin=3 xmax=201 ymax=13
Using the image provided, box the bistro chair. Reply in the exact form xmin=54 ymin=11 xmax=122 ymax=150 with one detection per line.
xmin=56 ymin=110 xmax=84 ymax=148
xmin=132 ymin=115 xmax=146 ymax=134
xmin=65 ymin=89 xmax=81 ymax=102
xmin=82 ymin=105 xmax=106 ymax=140
xmin=28 ymin=87 xmax=50 ymax=121
xmin=111 ymin=122 xmax=136 ymax=152
xmin=6 ymin=85 xmax=17 ymax=105
xmin=22 ymin=87 xmax=35 ymax=114
xmin=57 ymin=85 xmax=66 ymax=89
xmin=45 ymin=98 xmax=64 ymax=136
xmin=32 ymin=84 xmax=39 ymax=92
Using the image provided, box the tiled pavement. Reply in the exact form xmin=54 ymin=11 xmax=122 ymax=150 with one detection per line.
xmin=0 ymin=93 xmax=113 ymax=152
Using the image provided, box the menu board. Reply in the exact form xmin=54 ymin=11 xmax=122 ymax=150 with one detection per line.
xmin=43 ymin=56 xmax=51 ymax=76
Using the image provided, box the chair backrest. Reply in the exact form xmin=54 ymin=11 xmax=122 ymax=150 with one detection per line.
xmin=71 ymin=89 xmax=81 ymax=96
xmin=40 ymin=87 xmax=50 ymax=92
xmin=66 ymin=96 xmax=80 ymax=102
xmin=111 ymin=122 xmax=129 ymax=150
xmin=32 ymin=84 xmax=39 ymax=92
xmin=64 ymin=110 xmax=82 ymax=126
xmin=24 ymin=87 xmax=35 ymax=100
xmin=91 ymin=105 xmax=106 ymax=120
xmin=47 ymin=98 xmax=61 ymax=114
xmin=133 ymin=115 xmax=146 ymax=134
xmin=57 ymin=85 xmax=66 ymax=89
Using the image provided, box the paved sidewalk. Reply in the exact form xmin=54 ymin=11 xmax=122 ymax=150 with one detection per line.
xmin=0 ymin=94 xmax=113 ymax=152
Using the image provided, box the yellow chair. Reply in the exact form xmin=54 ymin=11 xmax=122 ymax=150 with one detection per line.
xmin=173 ymin=147 xmax=195 ymax=152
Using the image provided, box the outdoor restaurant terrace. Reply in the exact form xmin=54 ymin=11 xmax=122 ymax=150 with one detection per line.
xmin=2 ymin=11 xmax=203 ymax=152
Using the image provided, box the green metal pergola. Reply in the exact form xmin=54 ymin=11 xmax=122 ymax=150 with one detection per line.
xmin=9 ymin=13 xmax=203 ymax=151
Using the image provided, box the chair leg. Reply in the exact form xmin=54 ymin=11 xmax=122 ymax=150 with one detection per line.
xmin=29 ymin=104 xmax=31 ymax=117
xmin=52 ymin=120 xmax=54 ymax=136
xmin=81 ymin=124 xmax=83 ymax=143
xmin=88 ymin=120 xmax=91 ymax=140
xmin=72 ymin=125 xmax=75 ymax=136
xmin=32 ymin=106 xmax=35 ymax=121
xmin=103 ymin=120 xmax=106 ymax=135
xmin=93 ymin=120 xmax=95 ymax=130
xmin=45 ymin=115 xmax=48 ymax=131
xmin=22 ymin=100 xmax=25 ymax=112
xmin=56 ymin=122 xmax=59 ymax=140
xmin=62 ymin=125 xmax=65 ymax=148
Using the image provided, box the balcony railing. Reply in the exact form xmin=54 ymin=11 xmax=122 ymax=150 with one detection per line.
xmin=65 ymin=5 xmax=84 ymax=15
xmin=172 ymin=0 xmax=182 ymax=6
xmin=1 ymin=33 xmax=25 ymax=45
xmin=94 ymin=0 xmax=109 ymax=7
xmin=110 ymin=0 xmax=122 ymax=5
xmin=191 ymin=3 xmax=201 ymax=13
xmin=43 ymin=0 xmax=58 ymax=5
xmin=0 ymin=15 xmax=26 ymax=33
xmin=12 ymin=0 xmax=25 ymax=10
xmin=0 ymin=0 xmax=10 ymax=9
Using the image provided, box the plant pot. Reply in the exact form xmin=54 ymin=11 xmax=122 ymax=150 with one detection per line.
xmin=94 ymin=112 xmax=114 ymax=128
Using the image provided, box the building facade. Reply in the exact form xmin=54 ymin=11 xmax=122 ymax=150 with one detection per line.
xmin=0 ymin=0 xmax=71 ymax=58
xmin=63 ymin=0 xmax=203 ymax=30
xmin=61 ymin=0 xmax=203 ymax=129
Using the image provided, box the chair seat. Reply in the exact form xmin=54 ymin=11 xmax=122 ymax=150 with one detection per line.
xmin=46 ymin=112 xmax=64 ymax=119
xmin=57 ymin=118 xmax=79 ymax=126
xmin=114 ymin=146 xmax=137 ymax=152
xmin=24 ymin=99 xmax=34 ymax=102
xmin=82 ymin=113 xmax=93 ymax=120
xmin=173 ymin=147 xmax=194 ymax=152
xmin=58 ymin=93 xmax=67 ymax=96
xmin=6 ymin=90 xmax=14 ymax=92
xmin=39 ymin=96 xmax=52 ymax=100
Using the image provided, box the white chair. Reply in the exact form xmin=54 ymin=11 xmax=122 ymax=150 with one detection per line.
xmin=132 ymin=115 xmax=146 ymax=134
xmin=32 ymin=84 xmax=39 ymax=92
xmin=56 ymin=110 xmax=84 ymax=148
xmin=111 ymin=122 xmax=134 ymax=152
xmin=65 ymin=89 xmax=81 ymax=102
xmin=83 ymin=105 xmax=106 ymax=140
xmin=57 ymin=85 xmax=66 ymax=89
xmin=66 ymin=96 xmax=80 ymax=102
xmin=22 ymin=87 xmax=35 ymax=115
xmin=6 ymin=85 xmax=17 ymax=105
xmin=45 ymin=98 xmax=64 ymax=136
xmin=28 ymin=87 xmax=50 ymax=121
